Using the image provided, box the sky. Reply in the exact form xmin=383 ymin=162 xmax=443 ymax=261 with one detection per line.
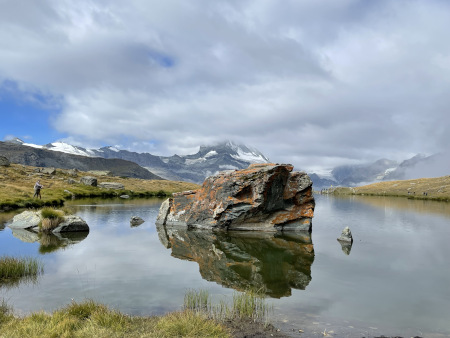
xmin=1 ymin=0 xmax=450 ymax=174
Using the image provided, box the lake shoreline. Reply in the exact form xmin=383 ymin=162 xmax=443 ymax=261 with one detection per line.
xmin=317 ymin=175 xmax=450 ymax=202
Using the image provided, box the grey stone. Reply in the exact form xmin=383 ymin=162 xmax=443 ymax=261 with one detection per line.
xmin=130 ymin=216 xmax=145 ymax=226
xmin=8 ymin=211 xmax=41 ymax=229
xmin=88 ymin=170 xmax=112 ymax=176
xmin=0 ymin=155 xmax=10 ymax=167
xmin=52 ymin=215 xmax=89 ymax=233
xmin=67 ymin=169 xmax=78 ymax=177
xmin=156 ymin=198 xmax=171 ymax=225
xmin=98 ymin=182 xmax=125 ymax=190
xmin=120 ymin=195 xmax=129 ymax=199
xmin=337 ymin=226 xmax=353 ymax=243
xmin=41 ymin=167 xmax=56 ymax=175
xmin=67 ymin=178 xmax=76 ymax=184
xmin=80 ymin=176 xmax=97 ymax=186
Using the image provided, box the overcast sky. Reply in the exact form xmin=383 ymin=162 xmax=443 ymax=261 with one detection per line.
xmin=1 ymin=0 xmax=449 ymax=174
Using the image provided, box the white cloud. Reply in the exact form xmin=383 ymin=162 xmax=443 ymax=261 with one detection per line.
xmin=1 ymin=0 xmax=450 ymax=171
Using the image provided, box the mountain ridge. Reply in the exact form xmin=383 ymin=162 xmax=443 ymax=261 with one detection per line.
xmin=3 ymin=138 xmax=448 ymax=187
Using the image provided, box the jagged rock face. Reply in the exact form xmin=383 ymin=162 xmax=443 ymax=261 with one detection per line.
xmin=157 ymin=225 xmax=314 ymax=297
xmin=157 ymin=163 xmax=315 ymax=231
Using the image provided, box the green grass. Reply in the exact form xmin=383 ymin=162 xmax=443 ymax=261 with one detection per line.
xmin=0 ymin=256 xmax=44 ymax=285
xmin=0 ymin=164 xmax=199 ymax=211
xmin=0 ymin=299 xmax=231 ymax=338
xmin=183 ymin=289 xmax=273 ymax=323
xmin=0 ymin=290 xmax=274 ymax=337
xmin=324 ymin=175 xmax=450 ymax=202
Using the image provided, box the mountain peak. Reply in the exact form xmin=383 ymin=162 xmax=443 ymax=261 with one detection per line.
xmin=5 ymin=137 xmax=25 ymax=145
xmin=197 ymin=141 xmax=270 ymax=164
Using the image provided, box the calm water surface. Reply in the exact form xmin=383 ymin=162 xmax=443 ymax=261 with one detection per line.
xmin=1 ymin=195 xmax=449 ymax=337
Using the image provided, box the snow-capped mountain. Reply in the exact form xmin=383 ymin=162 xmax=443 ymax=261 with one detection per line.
xmin=5 ymin=139 xmax=270 ymax=183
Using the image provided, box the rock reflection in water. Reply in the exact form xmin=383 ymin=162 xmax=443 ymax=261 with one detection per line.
xmin=38 ymin=232 xmax=89 ymax=254
xmin=338 ymin=240 xmax=352 ymax=255
xmin=10 ymin=228 xmax=89 ymax=254
xmin=157 ymin=225 xmax=314 ymax=298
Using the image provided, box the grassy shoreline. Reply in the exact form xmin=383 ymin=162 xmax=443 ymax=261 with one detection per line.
xmin=0 ymin=163 xmax=200 ymax=211
xmin=0 ymin=290 xmax=284 ymax=338
xmin=319 ymin=175 xmax=450 ymax=202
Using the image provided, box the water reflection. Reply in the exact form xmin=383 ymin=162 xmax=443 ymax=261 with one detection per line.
xmin=337 ymin=240 xmax=352 ymax=255
xmin=10 ymin=228 xmax=89 ymax=254
xmin=38 ymin=232 xmax=89 ymax=254
xmin=333 ymin=194 xmax=450 ymax=218
xmin=157 ymin=225 xmax=314 ymax=298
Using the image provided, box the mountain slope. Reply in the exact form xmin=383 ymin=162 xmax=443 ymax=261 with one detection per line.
xmin=0 ymin=142 xmax=162 ymax=180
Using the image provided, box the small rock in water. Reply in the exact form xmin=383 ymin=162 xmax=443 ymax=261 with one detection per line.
xmin=130 ymin=216 xmax=145 ymax=226
xmin=337 ymin=226 xmax=353 ymax=243
xmin=120 ymin=195 xmax=129 ymax=199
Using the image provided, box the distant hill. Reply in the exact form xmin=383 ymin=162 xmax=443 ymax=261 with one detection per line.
xmin=0 ymin=141 xmax=162 ymax=180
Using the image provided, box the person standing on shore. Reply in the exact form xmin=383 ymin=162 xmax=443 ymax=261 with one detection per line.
xmin=33 ymin=180 xmax=43 ymax=199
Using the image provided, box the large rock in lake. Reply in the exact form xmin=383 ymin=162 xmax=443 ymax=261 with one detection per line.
xmin=156 ymin=163 xmax=315 ymax=231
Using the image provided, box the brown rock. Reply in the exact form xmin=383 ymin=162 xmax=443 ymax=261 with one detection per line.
xmin=156 ymin=163 xmax=315 ymax=231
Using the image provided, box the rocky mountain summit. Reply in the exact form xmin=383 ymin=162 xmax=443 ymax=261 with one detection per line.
xmin=156 ymin=163 xmax=315 ymax=231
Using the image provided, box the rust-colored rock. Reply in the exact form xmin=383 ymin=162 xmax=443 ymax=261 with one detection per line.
xmin=156 ymin=163 xmax=315 ymax=231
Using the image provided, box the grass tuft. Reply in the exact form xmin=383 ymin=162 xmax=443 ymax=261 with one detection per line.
xmin=0 ymin=256 xmax=44 ymax=283
xmin=183 ymin=289 xmax=273 ymax=323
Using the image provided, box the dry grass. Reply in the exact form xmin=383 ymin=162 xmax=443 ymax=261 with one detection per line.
xmin=322 ymin=176 xmax=450 ymax=202
xmin=0 ymin=299 xmax=231 ymax=338
xmin=0 ymin=164 xmax=200 ymax=211
xmin=353 ymin=175 xmax=450 ymax=201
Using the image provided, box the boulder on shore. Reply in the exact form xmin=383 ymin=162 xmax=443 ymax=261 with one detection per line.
xmin=98 ymin=182 xmax=125 ymax=190
xmin=156 ymin=163 xmax=315 ymax=231
xmin=80 ymin=176 xmax=97 ymax=186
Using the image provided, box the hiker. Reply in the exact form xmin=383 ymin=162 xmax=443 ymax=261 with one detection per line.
xmin=33 ymin=180 xmax=43 ymax=199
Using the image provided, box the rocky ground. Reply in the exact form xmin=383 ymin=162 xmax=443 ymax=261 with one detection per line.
xmin=223 ymin=319 xmax=289 ymax=338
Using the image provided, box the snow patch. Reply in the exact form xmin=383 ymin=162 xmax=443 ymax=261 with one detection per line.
xmin=185 ymin=158 xmax=206 ymax=165
xmin=204 ymin=151 xmax=217 ymax=158
xmin=45 ymin=142 xmax=94 ymax=157
xmin=23 ymin=142 xmax=43 ymax=149
xmin=219 ymin=165 xmax=238 ymax=170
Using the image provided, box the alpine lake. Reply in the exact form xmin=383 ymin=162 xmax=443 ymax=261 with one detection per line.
xmin=1 ymin=194 xmax=449 ymax=337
